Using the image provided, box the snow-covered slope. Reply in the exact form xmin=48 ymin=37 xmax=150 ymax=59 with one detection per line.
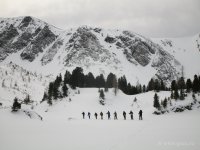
xmin=152 ymin=33 xmax=200 ymax=79
xmin=0 ymin=62 xmax=52 ymax=103
xmin=0 ymin=16 xmax=182 ymax=85
xmin=1 ymin=88 xmax=200 ymax=150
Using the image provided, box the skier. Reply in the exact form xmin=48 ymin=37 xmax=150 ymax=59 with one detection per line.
xmin=94 ymin=112 xmax=98 ymax=119
xmin=82 ymin=112 xmax=85 ymax=119
xmin=114 ymin=111 xmax=118 ymax=120
xmin=129 ymin=111 xmax=134 ymax=120
xmin=139 ymin=110 xmax=143 ymax=120
xmin=123 ymin=111 xmax=126 ymax=120
xmin=106 ymin=111 xmax=111 ymax=120
xmin=88 ymin=112 xmax=91 ymax=119
xmin=100 ymin=112 xmax=103 ymax=120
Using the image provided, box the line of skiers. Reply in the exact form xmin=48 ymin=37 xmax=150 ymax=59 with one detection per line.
xmin=82 ymin=110 xmax=143 ymax=120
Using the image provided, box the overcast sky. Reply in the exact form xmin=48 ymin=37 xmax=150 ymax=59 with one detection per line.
xmin=0 ymin=0 xmax=200 ymax=37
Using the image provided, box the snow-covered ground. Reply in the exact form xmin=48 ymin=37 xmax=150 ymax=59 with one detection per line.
xmin=0 ymin=89 xmax=200 ymax=150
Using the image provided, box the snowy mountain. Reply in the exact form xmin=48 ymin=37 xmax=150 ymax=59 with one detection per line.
xmin=0 ymin=16 xmax=200 ymax=150
xmin=152 ymin=33 xmax=200 ymax=78
xmin=0 ymin=16 xmax=183 ymax=85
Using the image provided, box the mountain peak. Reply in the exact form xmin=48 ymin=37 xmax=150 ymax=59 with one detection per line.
xmin=0 ymin=16 xmax=185 ymax=84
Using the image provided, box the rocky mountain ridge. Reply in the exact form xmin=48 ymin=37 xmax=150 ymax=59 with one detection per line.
xmin=0 ymin=16 xmax=185 ymax=84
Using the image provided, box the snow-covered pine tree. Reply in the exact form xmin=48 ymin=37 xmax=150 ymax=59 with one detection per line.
xmin=153 ymin=93 xmax=160 ymax=110
xmin=12 ymin=97 xmax=21 ymax=111
xmin=99 ymin=89 xmax=105 ymax=105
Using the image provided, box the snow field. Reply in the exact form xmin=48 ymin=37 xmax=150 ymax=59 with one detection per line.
xmin=1 ymin=88 xmax=200 ymax=150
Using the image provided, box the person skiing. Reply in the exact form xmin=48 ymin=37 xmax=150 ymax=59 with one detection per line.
xmin=100 ymin=112 xmax=103 ymax=120
xmin=114 ymin=111 xmax=118 ymax=120
xmin=94 ymin=112 xmax=98 ymax=119
xmin=139 ymin=110 xmax=143 ymax=120
xmin=82 ymin=112 xmax=85 ymax=119
xmin=106 ymin=111 xmax=111 ymax=120
xmin=129 ymin=111 xmax=134 ymax=120
xmin=123 ymin=111 xmax=126 ymax=120
xmin=88 ymin=112 xmax=91 ymax=119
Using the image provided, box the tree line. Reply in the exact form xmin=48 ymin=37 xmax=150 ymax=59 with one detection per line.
xmin=153 ymin=74 xmax=200 ymax=111
xmin=41 ymin=67 xmax=172 ymax=105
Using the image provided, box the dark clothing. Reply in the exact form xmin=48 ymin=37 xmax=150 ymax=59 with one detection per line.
xmin=114 ymin=112 xmax=118 ymax=120
xmin=123 ymin=111 xmax=126 ymax=120
xmin=94 ymin=113 xmax=98 ymax=119
xmin=100 ymin=112 xmax=103 ymax=120
xmin=139 ymin=110 xmax=143 ymax=120
xmin=88 ymin=112 xmax=91 ymax=119
xmin=82 ymin=112 xmax=85 ymax=119
xmin=129 ymin=111 xmax=134 ymax=120
xmin=106 ymin=111 xmax=111 ymax=120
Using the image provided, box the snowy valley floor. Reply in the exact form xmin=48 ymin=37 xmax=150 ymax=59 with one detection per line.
xmin=0 ymin=90 xmax=200 ymax=150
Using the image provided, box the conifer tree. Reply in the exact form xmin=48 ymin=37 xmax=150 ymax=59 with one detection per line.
xmin=85 ymin=72 xmax=95 ymax=87
xmin=106 ymin=73 xmax=115 ymax=88
xmin=104 ymin=82 xmax=108 ymax=92
xmin=162 ymin=97 xmax=168 ymax=109
xmin=64 ymin=70 xmax=71 ymax=84
xmin=192 ymin=75 xmax=199 ymax=93
xmin=70 ymin=67 xmax=84 ymax=88
xmin=53 ymin=82 xmax=59 ymax=100
xmin=154 ymin=79 xmax=160 ymax=92
xmin=153 ymin=93 xmax=160 ymax=110
xmin=47 ymin=96 xmax=52 ymax=106
xmin=113 ymin=75 xmax=118 ymax=96
xmin=179 ymin=89 xmax=185 ymax=100
xmin=62 ymin=84 xmax=68 ymax=97
xmin=174 ymin=88 xmax=179 ymax=100
xmin=99 ymin=89 xmax=105 ymax=100
xmin=178 ymin=77 xmax=186 ymax=90
xmin=147 ymin=78 xmax=155 ymax=91
xmin=171 ymin=90 xmax=174 ymax=99
xmin=142 ymin=85 xmax=146 ymax=93
xmin=186 ymin=78 xmax=192 ymax=93
xmin=127 ymin=83 xmax=132 ymax=95
xmin=48 ymin=82 xmax=54 ymax=100
xmin=171 ymin=80 xmax=177 ymax=91
xmin=118 ymin=76 xmax=128 ymax=94
xmin=12 ymin=97 xmax=21 ymax=111
xmin=95 ymin=74 xmax=105 ymax=88
xmin=41 ymin=92 xmax=48 ymax=102
xmin=137 ymin=84 xmax=142 ymax=93
xmin=160 ymin=80 xmax=166 ymax=91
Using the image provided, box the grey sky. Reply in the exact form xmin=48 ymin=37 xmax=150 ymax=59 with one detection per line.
xmin=0 ymin=0 xmax=200 ymax=37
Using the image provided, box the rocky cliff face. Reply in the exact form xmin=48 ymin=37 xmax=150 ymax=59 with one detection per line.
xmin=0 ymin=16 xmax=182 ymax=84
xmin=0 ymin=16 xmax=60 ymax=62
